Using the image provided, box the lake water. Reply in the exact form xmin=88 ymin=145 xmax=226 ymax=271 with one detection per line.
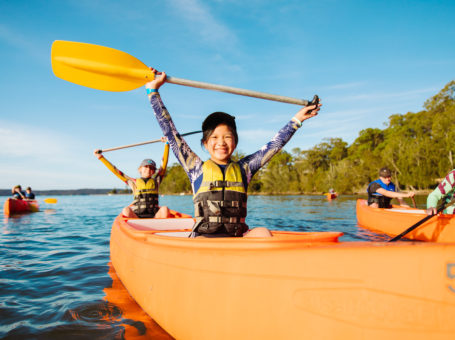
xmin=0 ymin=194 xmax=424 ymax=339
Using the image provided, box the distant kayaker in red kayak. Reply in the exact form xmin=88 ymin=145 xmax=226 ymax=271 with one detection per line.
xmin=25 ymin=187 xmax=35 ymax=200
xmin=145 ymin=69 xmax=320 ymax=238
xmin=367 ymin=167 xmax=415 ymax=208
xmin=94 ymin=139 xmax=170 ymax=218
xmin=11 ymin=185 xmax=25 ymax=200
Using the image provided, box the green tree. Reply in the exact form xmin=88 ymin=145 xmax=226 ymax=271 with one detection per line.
xmin=261 ymin=151 xmax=298 ymax=193
xmin=160 ymin=163 xmax=192 ymax=194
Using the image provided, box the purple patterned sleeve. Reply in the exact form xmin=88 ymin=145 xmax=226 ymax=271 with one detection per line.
xmin=149 ymin=94 xmax=203 ymax=190
xmin=239 ymin=120 xmax=301 ymax=184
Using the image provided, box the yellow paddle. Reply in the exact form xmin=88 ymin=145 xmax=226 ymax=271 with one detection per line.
xmin=51 ymin=40 xmax=315 ymax=106
xmin=44 ymin=198 xmax=58 ymax=204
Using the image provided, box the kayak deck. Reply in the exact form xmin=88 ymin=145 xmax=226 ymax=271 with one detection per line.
xmin=356 ymin=199 xmax=455 ymax=242
xmin=110 ymin=212 xmax=455 ymax=340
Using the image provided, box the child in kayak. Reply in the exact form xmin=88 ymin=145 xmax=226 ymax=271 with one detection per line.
xmin=146 ymin=70 xmax=320 ymax=237
xmin=11 ymin=185 xmax=25 ymax=200
xmin=94 ymin=138 xmax=170 ymax=218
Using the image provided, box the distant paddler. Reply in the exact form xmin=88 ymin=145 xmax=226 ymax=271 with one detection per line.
xmin=11 ymin=185 xmax=26 ymax=200
xmin=25 ymin=187 xmax=35 ymax=200
xmin=367 ymin=167 xmax=415 ymax=208
xmin=326 ymin=188 xmax=338 ymax=200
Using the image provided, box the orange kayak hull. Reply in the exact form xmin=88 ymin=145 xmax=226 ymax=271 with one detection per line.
xmin=110 ymin=212 xmax=455 ymax=340
xmin=356 ymin=199 xmax=455 ymax=242
xmin=326 ymin=193 xmax=338 ymax=200
xmin=3 ymin=198 xmax=39 ymax=217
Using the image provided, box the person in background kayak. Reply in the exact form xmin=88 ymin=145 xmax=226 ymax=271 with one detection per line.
xmin=426 ymin=169 xmax=455 ymax=215
xmin=11 ymin=185 xmax=25 ymax=200
xmin=367 ymin=167 xmax=415 ymax=208
xmin=94 ymin=138 xmax=170 ymax=218
xmin=25 ymin=187 xmax=35 ymax=200
xmin=146 ymin=69 xmax=320 ymax=238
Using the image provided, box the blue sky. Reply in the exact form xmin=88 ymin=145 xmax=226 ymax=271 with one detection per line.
xmin=1 ymin=0 xmax=454 ymax=190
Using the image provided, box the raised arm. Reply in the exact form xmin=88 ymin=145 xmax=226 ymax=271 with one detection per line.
xmin=145 ymin=70 xmax=202 ymax=184
xmin=156 ymin=138 xmax=170 ymax=179
xmin=241 ymin=102 xmax=321 ymax=180
xmin=94 ymin=150 xmax=133 ymax=184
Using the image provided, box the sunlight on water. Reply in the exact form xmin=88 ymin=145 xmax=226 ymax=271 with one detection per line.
xmin=0 ymin=194 xmax=414 ymax=338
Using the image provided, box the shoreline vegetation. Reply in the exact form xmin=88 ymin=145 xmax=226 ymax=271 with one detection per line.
xmin=0 ymin=189 xmax=434 ymax=197
xmin=3 ymin=80 xmax=453 ymax=197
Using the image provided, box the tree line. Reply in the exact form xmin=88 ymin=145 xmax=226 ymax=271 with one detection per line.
xmin=160 ymin=80 xmax=455 ymax=195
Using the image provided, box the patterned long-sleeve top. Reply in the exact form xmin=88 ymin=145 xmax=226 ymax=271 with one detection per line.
xmin=149 ymin=93 xmax=303 ymax=194
xmin=427 ymin=169 xmax=455 ymax=214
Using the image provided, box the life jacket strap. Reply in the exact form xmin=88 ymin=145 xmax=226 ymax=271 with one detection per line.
xmin=208 ymin=216 xmax=246 ymax=223
xmin=201 ymin=180 xmax=243 ymax=190
xmin=194 ymin=200 xmax=247 ymax=217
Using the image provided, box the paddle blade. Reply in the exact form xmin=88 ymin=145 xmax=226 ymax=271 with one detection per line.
xmin=44 ymin=198 xmax=58 ymax=204
xmin=51 ymin=40 xmax=155 ymax=92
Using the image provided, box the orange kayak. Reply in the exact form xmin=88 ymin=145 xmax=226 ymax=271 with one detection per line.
xmin=356 ymin=199 xmax=455 ymax=242
xmin=110 ymin=212 xmax=455 ymax=340
xmin=3 ymin=198 xmax=39 ymax=217
xmin=326 ymin=193 xmax=338 ymax=200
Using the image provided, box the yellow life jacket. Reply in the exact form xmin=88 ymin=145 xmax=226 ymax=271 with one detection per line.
xmin=193 ymin=160 xmax=248 ymax=236
xmin=132 ymin=177 xmax=159 ymax=217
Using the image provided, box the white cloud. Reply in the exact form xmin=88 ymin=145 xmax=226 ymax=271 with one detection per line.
xmin=169 ymin=0 xmax=238 ymax=45
xmin=0 ymin=24 xmax=48 ymax=63
xmin=238 ymin=128 xmax=277 ymax=144
xmin=0 ymin=123 xmax=66 ymax=159
xmin=322 ymin=81 xmax=368 ymax=90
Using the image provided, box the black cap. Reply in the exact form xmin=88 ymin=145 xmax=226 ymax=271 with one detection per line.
xmin=379 ymin=167 xmax=392 ymax=177
xmin=201 ymin=111 xmax=238 ymax=145
xmin=202 ymin=112 xmax=236 ymax=131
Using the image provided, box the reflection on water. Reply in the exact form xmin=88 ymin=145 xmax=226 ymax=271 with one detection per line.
xmin=103 ymin=263 xmax=173 ymax=339
xmin=0 ymin=194 xmax=409 ymax=338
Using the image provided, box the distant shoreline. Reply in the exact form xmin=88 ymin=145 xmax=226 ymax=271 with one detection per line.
xmin=0 ymin=189 xmax=432 ymax=196
xmin=0 ymin=188 xmax=116 ymax=196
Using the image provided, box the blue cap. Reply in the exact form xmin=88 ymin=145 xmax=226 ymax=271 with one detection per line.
xmin=139 ymin=159 xmax=156 ymax=168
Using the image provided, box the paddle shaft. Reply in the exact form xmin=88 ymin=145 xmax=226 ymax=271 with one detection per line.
xmin=100 ymin=130 xmax=201 ymax=153
xmin=411 ymin=196 xmax=416 ymax=208
xmin=388 ymin=204 xmax=446 ymax=242
xmin=166 ymin=76 xmax=310 ymax=106
xmin=52 ymin=41 xmax=315 ymax=106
